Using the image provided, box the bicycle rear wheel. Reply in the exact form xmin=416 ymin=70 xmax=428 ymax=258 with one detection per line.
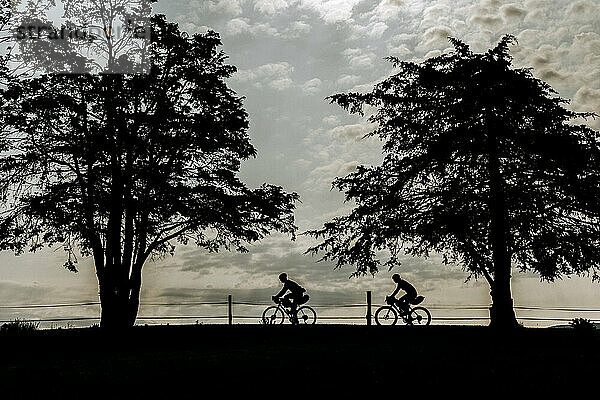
xmin=375 ymin=306 xmax=398 ymax=326
xmin=296 ymin=306 xmax=317 ymax=325
xmin=407 ymin=306 xmax=431 ymax=326
xmin=262 ymin=306 xmax=285 ymax=324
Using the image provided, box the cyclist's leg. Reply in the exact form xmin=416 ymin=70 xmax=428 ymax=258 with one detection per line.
xmin=290 ymin=294 xmax=304 ymax=323
xmin=282 ymin=293 xmax=293 ymax=309
xmin=397 ymin=295 xmax=411 ymax=314
xmin=282 ymin=294 xmax=298 ymax=322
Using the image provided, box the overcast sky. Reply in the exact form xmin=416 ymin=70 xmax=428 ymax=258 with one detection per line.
xmin=1 ymin=0 xmax=600 ymax=327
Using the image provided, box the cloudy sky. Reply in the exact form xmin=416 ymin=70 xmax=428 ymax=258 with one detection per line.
xmin=1 ymin=0 xmax=600 ymax=327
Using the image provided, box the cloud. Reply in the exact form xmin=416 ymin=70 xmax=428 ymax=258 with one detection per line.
xmin=342 ymin=48 xmax=377 ymax=69
xmin=269 ymin=76 xmax=295 ymax=90
xmin=500 ymin=4 xmax=527 ymax=20
xmin=420 ymin=4 xmax=454 ymax=30
xmin=364 ymin=0 xmax=405 ymax=22
xmin=292 ymin=158 xmax=313 ymax=169
xmin=329 ymin=123 xmax=374 ymax=141
xmin=516 ymin=28 xmax=542 ymax=47
xmin=566 ymin=0 xmax=600 ymax=20
xmin=302 ymin=78 xmax=323 ymax=95
xmin=232 ymin=62 xmax=295 ymax=90
xmin=388 ymin=44 xmax=412 ymax=57
xmin=302 ymin=120 xmax=381 ymax=192
xmin=538 ymin=69 xmax=571 ymax=82
xmin=225 ymin=17 xmax=279 ymax=36
xmin=254 ymin=0 xmax=291 ymax=15
xmin=225 ymin=18 xmax=252 ymax=35
xmin=299 ymin=0 xmax=363 ymax=24
xmin=163 ymin=234 xmax=342 ymax=294
xmin=305 ymin=159 xmax=360 ymax=190
xmin=322 ymin=115 xmax=341 ymax=125
xmin=416 ymin=26 xmax=454 ymax=52
xmin=336 ymin=74 xmax=361 ymax=87
xmin=573 ymin=88 xmax=600 ymax=128
xmin=368 ymin=21 xmax=389 ymax=38
xmin=351 ymin=0 xmax=404 ymax=40
xmin=203 ymin=0 xmax=245 ymax=16
xmin=281 ymin=20 xmax=312 ymax=38
xmin=469 ymin=14 xmax=503 ymax=28
xmin=574 ymin=87 xmax=600 ymax=106
xmin=573 ymin=31 xmax=600 ymax=53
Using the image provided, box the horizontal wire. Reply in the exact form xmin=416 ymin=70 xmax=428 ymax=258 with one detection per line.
xmin=3 ymin=298 xmax=600 ymax=325
xmin=0 ymin=302 xmax=101 ymax=309
xmin=4 ymin=301 xmax=600 ymax=312
xmin=2 ymin=315 xmax=597 ymax=324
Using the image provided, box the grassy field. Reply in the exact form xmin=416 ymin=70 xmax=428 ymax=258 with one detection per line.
xmin=1 ymin=324 xmax=597 ymax=396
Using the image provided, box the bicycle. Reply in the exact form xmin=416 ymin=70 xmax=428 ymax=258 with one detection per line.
xmin=374 ymin=295 xmax=431 ymax=326
xmin=262 ymin=297 xmax=317 ymax=325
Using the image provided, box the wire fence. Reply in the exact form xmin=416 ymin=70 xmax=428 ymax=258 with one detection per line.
xmin=2 ymin=294 xmax=600 ymax=327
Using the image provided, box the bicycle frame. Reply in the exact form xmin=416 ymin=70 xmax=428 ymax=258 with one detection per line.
xmin=374 ymin=297 xmax=431 ymax=326
xmin=274 ymin=301 xmax=296 ymax=322
xmin=263 ymin=299 xmax=317 ymax=325
xmin=389 ymin=302 xmax=412 ymax=321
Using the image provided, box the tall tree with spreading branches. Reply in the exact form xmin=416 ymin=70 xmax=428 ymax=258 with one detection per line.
xmin=307 ymin=35 xmax=600 ymax=328
xmin=0 ymin=14 xmax=298 ymax=328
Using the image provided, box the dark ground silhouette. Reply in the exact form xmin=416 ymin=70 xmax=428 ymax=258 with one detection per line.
xmin=1 ymin=325 xmax=597 ymax=396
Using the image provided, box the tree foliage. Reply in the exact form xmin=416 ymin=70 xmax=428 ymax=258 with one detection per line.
xmin=307 ymin=35 xmax=600 ymax=292
xmin=0 ymin=14 xmax=298 ymax=327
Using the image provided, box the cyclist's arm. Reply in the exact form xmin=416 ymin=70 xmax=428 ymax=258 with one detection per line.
xmin=390 ymin=284 xmax=401 ymax=298
xmin=274 ymin=287 xmax=287 ymax=298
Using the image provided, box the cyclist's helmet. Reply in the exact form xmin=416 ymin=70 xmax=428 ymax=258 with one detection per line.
xmin=278 ymin=272 xmax=288 ymax=282
xmin=392 ymin=273 xmax=401 ymax=282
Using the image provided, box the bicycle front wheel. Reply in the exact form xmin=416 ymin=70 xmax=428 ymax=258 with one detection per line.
xmin=296 ymin=306 xmax=317 ymax=325
xmin=262 ymin=306 xmax=285 ymax=325
xmin=407 ymin=306 xmax=431 ymax=326
xmin=375 ymin=306 xmax=398 ymax=326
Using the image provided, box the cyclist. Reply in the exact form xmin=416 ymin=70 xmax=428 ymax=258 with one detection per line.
xmin=272 ymin=273 xmax=309 ymax=323
xmin=386 ymin=273 xmax=418 ymax=315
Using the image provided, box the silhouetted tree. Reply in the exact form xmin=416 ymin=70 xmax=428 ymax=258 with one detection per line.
xmin=307 ymin=35 xmax=600 ymax=328
xmin=60 ymin=0 xmax=152 ymax=73
xmin=0 ymin=15 xmax=298 ymax=328
xmin=1 ymin=0 xmax=66 ymax=76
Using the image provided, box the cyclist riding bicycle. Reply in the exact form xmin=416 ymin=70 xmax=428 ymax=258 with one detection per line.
xmin=272 ymin=273 xmax=309 ymax=322
xmin=386 ymin=273 xmax=418 ymax=315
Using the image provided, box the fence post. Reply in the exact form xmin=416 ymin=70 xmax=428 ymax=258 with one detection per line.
xmin=228 ymin=295 xmax=233 ymax=325
xmin=366 ymin=291 xmax=372 ymax=326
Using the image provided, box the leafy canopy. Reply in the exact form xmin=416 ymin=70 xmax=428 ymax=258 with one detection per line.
xmin=0 ymin=15 xmax=299 ymax=272
xmin=307 ymin=35 xmax=600 ymax=283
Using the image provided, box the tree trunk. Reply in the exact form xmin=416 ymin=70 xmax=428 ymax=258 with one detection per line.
xmin=99 ymin=73 xmax=132 ymax=329
xmin=487 ymin=180 xmax=518 ymax=329
xmin=489 ymin=283 xmax=517 ymax=329
xmin=99 ymin=286 xmax=127 ymax=329
xmin=127 ymin=261 xmax=144 ymax=327
xmin=98 ymin=266 xmax=133 ymax=329
xmin=486 ymin=119 xmax=519 ymax=329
